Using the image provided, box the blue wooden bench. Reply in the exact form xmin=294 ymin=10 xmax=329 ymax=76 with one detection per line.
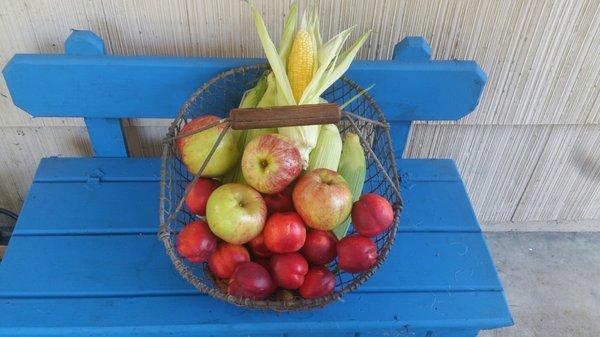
xmin=0 ymin=30 xmax=512 ymax=337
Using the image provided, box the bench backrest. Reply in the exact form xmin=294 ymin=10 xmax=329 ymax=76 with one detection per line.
xmin=2 ymin=30 xmax=486 ymax=158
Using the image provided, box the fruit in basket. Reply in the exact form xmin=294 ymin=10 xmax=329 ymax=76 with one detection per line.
xmin=185 ymin=178 xmax=220 ymax=216
xmin=176 ymin=220 xmax=218 ymax=263
xmin=248 ymin=232 xmax=272 ymax=258
xmin=292 ymin=169 xmax=352 ymax=230
xmin=300 ymin=229 xmax=337 ymax=265
xmin=208 ymin=243 xmax=251 ymax=279
xmin=175 ymin=115 xmax=239 ymax=177
xmin=352 ymin=193 xmax=394 ymax=237
xmin=269 ymin=252 xmax=309 ymax=289
xmin=298 ymin=266 xmax=336 ymax=299
xmin=263 ymin=212 xmax=306 ymax=253
xmin=337 ymin=235 xmax=378 ymax=273
xmin=206 ymin=183 xmax=267 ymax=245
xmin=227 ymin=262 xmax=276 ymax=300
xmin=262 ymin=184 xmax=295 ymax=215
xmin=241 ymin=134 xmax=302 ymax=194
xmin=333 ymin=132 xmax=366 ymax=239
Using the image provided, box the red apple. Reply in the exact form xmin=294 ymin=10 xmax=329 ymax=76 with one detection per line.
xmin=299 ymin=266 xmax=336 ymax=299
xmin=176 ymin=220 xmax=218 ymax=263
xmin=300 ymin=230 xmax=337 ymax=265
xmin=263 ymin=212 xmax=306 ymax=253
xmin=269 ymin=253 xmax=309 ymax=289
xmin=208 ymin=243 xmax=250 ymax=278
xmin=185 ymin=178 xmax=220 ymax=215
xmin=351 ymin=193 xmax=394 ymax=237
xmin=206 ymin=183 xmax=267 ymax=244
xmin=176 ymin=115 xmax=239 ymax=177
xmin=337 ymin=235 xmax=378 ymax=273
xmin=228 ymin=262 xmax=276 ymax=300
xmin=241 ymin=134 xmax=302 ymax=194
xmin=248 ymin=233 xmax=272 ymax=258
xmin=293 ymin=169 xmax=353 ymax=230
xmin=262 ymin=183 xmax=295 ymax=215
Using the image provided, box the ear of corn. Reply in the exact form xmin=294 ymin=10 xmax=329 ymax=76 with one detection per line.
xmin=333 ymin=132 xmax=366 ymax=239
xmin=308 ymin=124 xmax=342 ymax=171
xmin=287 ymin=29 xmax=314 ymax=103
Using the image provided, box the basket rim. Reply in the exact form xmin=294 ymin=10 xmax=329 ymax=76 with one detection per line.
xmin=158 ymin=64 xmax=402 ymax=312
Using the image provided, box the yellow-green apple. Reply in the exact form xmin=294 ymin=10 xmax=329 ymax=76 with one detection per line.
xmin=293 ymin=168 xmax=352 ymax=230
xmin=241 ymin=134 xmax=302 ymax=194
xmin=206 ymin=183 xmax=267 ymax=244
xmin=176 ymin=115 xmax=239 ymax=177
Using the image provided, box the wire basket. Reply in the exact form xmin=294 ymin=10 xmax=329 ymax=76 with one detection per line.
xmin=159 ymin=64 xmax=402 ymax=311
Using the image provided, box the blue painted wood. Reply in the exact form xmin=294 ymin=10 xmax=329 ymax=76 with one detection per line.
xmin=393 ymin=37 xmax=433 ymax=61
xmin=0 ymin=233 xmax=501 ymax=296
xmin=33 ymin=157 xmax=161 ymax=182
xmin=63 ymin=30 xmax=128 ymax=157
xmin=15 ymin=158 xmax=479 ymax=234
xmin=390 ymin=120 xmax=412 ymax=156
xmin=83 ymin=117 xmax=129 ymax=157
xmin=2 ymin=57 xmax=486 ymax=123
xmin=0 ymin=291 xmax=512 ymax=335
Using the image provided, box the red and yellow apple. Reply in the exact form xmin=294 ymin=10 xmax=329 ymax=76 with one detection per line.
xmin=176 ymin=115 xmax=239 ymax=177
xmin=206 ymin=183 xmax=267 ymax=244
xmin=293 ymin=169 xmax=353 ymax=230
xmin=185 ymin=178 xmax=220 ymax=216
xmin=241 ymin=134 xmax=302 ymax=194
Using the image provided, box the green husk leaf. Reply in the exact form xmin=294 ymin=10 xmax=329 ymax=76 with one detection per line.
xmin=339 ymin=84 xmax=375 ymax=110
xmin=278 ymin=2 xmax=299 ymax=65
xmin=249 ymin=3 xmax=295 ymax=105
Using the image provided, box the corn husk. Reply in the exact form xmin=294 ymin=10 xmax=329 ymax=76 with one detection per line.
xmin=308 ymin=124 xmax=342 ymax=171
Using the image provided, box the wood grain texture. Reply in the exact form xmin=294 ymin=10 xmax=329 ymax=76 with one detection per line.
xmin=0 ymin=0 xmax=599 ymax=227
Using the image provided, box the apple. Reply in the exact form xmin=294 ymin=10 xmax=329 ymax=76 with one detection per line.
xmin=298 ymin=266 xmax=336 ymax=299
xmin=262 ymin=183 xmax=295 ymax=215
xmin=300 ymin=230 xmax=337 ymax=265
xmin=185 ymin=178 xmax=220 ymax=215
xmin=263 ymin=212 xmax=306 ymax=253
xmin=293 ymin=168 xmax=353 ymax=230
xmin=227 ymin=262 xmax=276 ymax=300
xmin=351 ymin=193 xmax=394 ymax=237
xmin=176 ymin=220 xmax=218 ymax=263
xmin=208 ymin=243 xmax=250 ymax=279
xmin=241 ymin=133 xmax=302 ymax=194
xmin=337 ymin=235 xmax=378 ymax=273
xmin=206 ymin=183 xmax=267 ymax=244
xmin=176 ymin=115 xmax=239 ymax=177
xmin=269 ymin=252 xmax=309 ymax=289
xmin=248 ymin=233 xmax=272 ymax=258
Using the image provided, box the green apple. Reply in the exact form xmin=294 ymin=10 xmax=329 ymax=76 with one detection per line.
xmin=206 ymin=183 xmax=267 ymax=244
xmin=176 ymin=115 xmax=239 ymax=177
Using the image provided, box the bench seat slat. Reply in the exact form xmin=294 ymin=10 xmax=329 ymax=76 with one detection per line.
xmin=0 ymin=291 xmax=511 ymax=334
xmin=0 ymin=231 xmax=501 ymax=297
xmin=18 ymin=158 xmax=479 ymax=235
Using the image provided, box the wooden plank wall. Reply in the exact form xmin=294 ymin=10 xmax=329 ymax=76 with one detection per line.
xmin=0 ymin=0 xmax=599 ymax=230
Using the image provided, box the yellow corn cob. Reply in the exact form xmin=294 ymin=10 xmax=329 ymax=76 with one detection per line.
xmin=333 ymin=132 xmax=366 ymax=239
xmin=308 ymin=124 xmax=342 ymax=171
xmin=287 ymin=29 xmax=314 ymax=103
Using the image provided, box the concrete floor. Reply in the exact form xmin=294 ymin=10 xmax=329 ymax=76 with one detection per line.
xmin=479 ymin=232 xmax=600 ymax=337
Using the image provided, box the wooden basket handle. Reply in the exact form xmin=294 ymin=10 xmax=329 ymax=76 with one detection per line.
xmin=229 ymin=103 xmax=341 ymax=130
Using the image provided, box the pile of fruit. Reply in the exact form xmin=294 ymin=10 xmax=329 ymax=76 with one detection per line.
xmin=172 ymin=3 xmax=395 ymax=302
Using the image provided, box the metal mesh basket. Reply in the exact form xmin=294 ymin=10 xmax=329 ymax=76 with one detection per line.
xmin=159 ymin=64 xmax=402 ymax=311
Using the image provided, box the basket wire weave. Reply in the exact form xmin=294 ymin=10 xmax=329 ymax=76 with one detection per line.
xmin=159 ymin=64 xmax=402 ymax=311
